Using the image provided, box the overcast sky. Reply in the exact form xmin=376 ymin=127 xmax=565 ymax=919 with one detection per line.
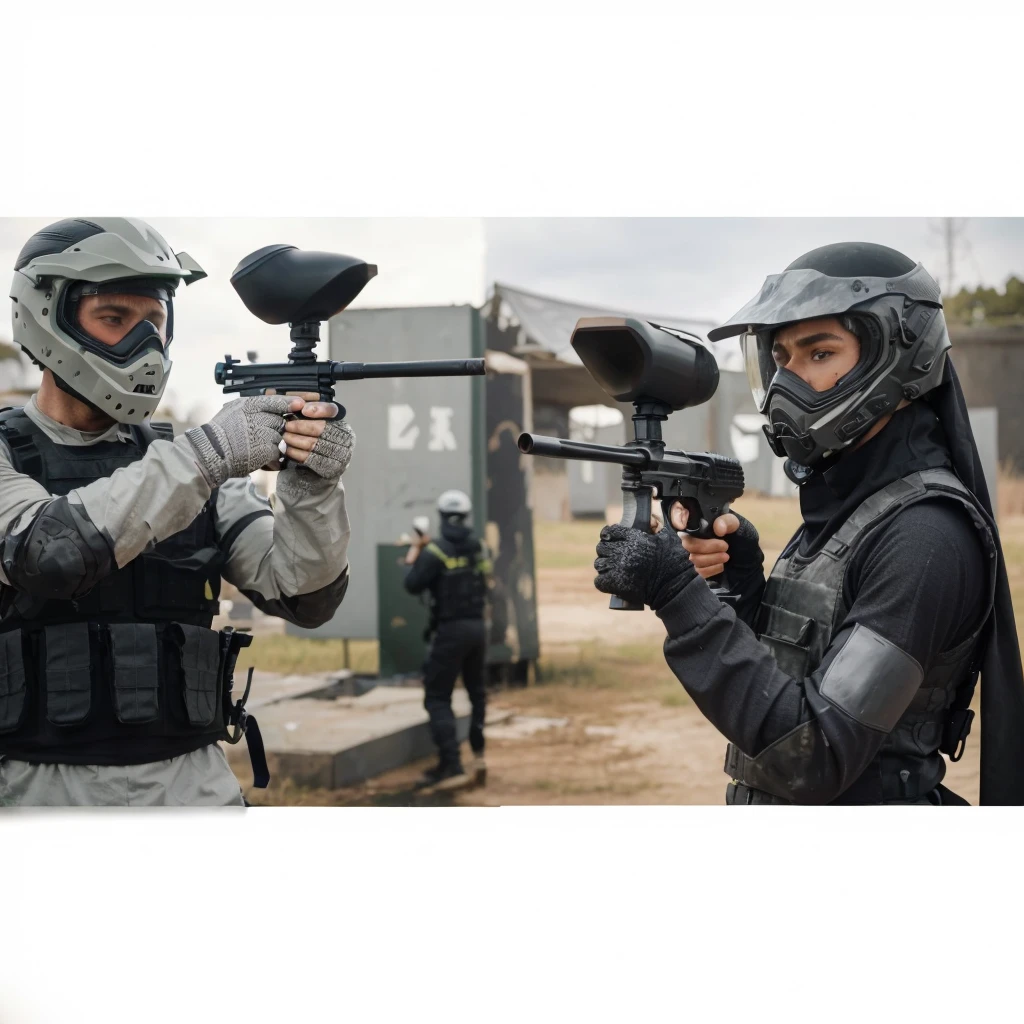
xmin=2 ymin=217 xmax=1022 ymax=420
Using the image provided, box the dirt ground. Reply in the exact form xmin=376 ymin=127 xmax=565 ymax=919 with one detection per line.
xmin=242 ymin=491 xmax=987 ymax=807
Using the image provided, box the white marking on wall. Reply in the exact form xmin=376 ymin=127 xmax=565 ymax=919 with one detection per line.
xmin=388 ymin=404 xmax=420 ymax=450
xmin=428 ymin=407 xmax=457 ymax=451
xmin=730 ymin=413 xmax=766 ymax=465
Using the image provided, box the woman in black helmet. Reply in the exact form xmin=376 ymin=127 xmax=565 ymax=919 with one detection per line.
xmin=593 ymin=242 xmax=1024 ymax=805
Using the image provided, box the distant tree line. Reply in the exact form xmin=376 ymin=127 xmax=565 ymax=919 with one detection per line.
xmin=944 ymin=277 xmax=1024 ymax=325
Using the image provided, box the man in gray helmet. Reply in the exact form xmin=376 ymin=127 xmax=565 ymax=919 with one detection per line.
xmin=404 ymin=489 xmax=491 ymax=792
xmin=0 ymin=218 xmax=356 ymax=807
xmin=593 ymin=241 xmax=1024 ymax=805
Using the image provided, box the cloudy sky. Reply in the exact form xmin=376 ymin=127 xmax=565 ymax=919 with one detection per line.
xmin=2 ymin=216 xmax=1022 ymax=420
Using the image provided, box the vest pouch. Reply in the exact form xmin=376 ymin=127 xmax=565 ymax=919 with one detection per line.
xmin=171 ymin=624 xmax=222 ymax=728
xmin=108 ymin=623 xmax=161 ymax=724
xmin=44 ymin=622 xmax=92 ymax=726
xmin=0 ymin=630 xmax=27 ymax=733
xmin=758 ymin=605 xmax=815 ymax=678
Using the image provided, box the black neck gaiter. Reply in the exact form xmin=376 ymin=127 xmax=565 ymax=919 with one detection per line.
xmin=796 ymin=401 xmax=953 ymax=558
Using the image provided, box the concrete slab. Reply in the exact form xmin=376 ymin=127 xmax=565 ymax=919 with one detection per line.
xmin=227 ymin=680 xmax=511 ymax=789
xmin=245 ymin=669 xmax=353 ymax=710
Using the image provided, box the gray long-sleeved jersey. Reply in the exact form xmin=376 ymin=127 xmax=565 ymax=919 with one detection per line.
xmin=0 ymin=396 xmax=351 ymax=626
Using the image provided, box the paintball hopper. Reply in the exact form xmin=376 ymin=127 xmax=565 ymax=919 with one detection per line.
xmin=230 ymin=245 xmax=377 ymax=324
xmin=219 ymin=244 xmax=483 ymax=414
xmin=570 ymin=317 xmax=719 ymax=410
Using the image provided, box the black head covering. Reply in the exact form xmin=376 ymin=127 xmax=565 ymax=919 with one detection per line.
xmin=924 ymin=359 xmax=1024 ymax=804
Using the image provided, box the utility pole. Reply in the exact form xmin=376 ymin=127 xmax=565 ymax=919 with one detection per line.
xmin=932 ymin=217 xmax=968 ymax=296
xmin=944 ymin=217 xmax=956 ymax=297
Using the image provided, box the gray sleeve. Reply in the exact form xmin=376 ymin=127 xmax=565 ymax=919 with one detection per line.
xmin=216 ymin=466 xmax=352 ymax=628
xmin=0 ymin=435 xmax=213 ymax=595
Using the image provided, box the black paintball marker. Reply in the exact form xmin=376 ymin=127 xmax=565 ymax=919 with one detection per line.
xmin=517 ymin=317 xmax=745 ymax=610
xmin=217 ymin=245 xmax=485 ymax=416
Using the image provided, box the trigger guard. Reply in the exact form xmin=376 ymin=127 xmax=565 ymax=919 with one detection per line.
xmin=661 ymin=497 xmax=711 ymax=538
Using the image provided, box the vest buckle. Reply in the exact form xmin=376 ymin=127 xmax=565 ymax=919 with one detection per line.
xmin=945 ymin=708 xmax=975 ymax=762
xmin=225 ymin=666 xmax=254 ymax=744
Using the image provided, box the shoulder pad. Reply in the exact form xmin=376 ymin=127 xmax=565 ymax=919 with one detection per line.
xmin=0 ymin=406 xmax=26 ymax=426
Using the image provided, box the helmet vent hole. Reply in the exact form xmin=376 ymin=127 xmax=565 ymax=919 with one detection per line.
xmin=127 ymin=409 xmax=135 ymax=416
xmin=115 ymin=403 xmax=122 ymax=410
xmin=41 ymin=308 xmax=48 ymax=316
xmin=74 ymin=370 xmax=80 ymax=377
xmin=144 ymin=411 xmax=150 ymax=418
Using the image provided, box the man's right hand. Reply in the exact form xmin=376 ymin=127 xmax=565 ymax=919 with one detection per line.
xmin=183 ymin=395 xmax=296 ymax=488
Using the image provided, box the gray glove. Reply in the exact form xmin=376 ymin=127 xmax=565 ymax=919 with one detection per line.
xmin=182 ymin=395 xmax=294 ymax=487
xmin=302 ymin=418 xmax=355 ymax=481
xmin=277 ymin=419 xmax=356 ymax=496
xmin=593 ymin=523 xmax=697 ymax=610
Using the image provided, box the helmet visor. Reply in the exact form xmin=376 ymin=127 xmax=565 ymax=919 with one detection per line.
xmin=708 ymin=262 xmax=942 ymax=343
xmin=741 ymin=330 xmax=776 ymax=413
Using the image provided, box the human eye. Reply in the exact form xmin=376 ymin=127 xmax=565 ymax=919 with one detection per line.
xmin=810 ymin=348 xmax=835 ymax=362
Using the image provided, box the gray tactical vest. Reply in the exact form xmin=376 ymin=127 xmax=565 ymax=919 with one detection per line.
xmin=724 ymin=467 xmax=997 ymax=805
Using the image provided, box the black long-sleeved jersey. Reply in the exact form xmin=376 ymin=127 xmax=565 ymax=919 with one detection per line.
xmin=657 ymin=402 xmax=989 ymax=800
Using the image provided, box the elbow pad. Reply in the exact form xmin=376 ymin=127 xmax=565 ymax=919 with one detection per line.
xmin=726 ymin=625 xmax=924 ymax=804
xmin=242 ymin=566 xmax=350 ymax=630
xmin=1 ymin=496 xmax=115 ymax=600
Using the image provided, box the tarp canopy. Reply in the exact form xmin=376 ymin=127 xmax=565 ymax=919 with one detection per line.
xmin=492 ymin=282 xmax=743 ymax=371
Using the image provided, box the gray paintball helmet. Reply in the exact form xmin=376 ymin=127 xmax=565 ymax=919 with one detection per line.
xmin=10 ymin=217 xmax=207 ymax=424
xmin=437 ymin=489 xmax=472 ymax=518
xmin=708 ymin=242 xmax=950 ymax=467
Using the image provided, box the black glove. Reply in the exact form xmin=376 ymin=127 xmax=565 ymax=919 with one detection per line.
xmin=720 ymin=513 xmax=764 ymax=579
xmin=593 ymin=524 xmax=697 ymax=610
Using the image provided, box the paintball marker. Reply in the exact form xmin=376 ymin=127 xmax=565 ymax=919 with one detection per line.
xmin=517 ymin=317 xmax=745 ymax=611
xmin=217 ymin=245 xmax=485 ymax=416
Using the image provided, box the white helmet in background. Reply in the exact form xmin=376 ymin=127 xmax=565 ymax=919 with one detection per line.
xmin=437 ymin=489 xmax=472 ymax=518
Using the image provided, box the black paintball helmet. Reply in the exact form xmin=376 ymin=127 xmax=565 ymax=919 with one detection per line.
xmin=708 ymin=242 xmax=950 ymax=467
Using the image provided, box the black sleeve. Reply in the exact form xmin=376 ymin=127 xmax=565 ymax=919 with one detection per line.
xmin=655 ymin=499 xmax=987 ymax=803
xmin=404 ymin=548 xmax=441 ymax=595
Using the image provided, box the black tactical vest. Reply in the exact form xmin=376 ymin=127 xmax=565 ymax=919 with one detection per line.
xmin=0 ymin=408 xmax=232 ymax=765
xmin=424 ymin=536 xmax=489 ymax=623
xmin=725 ymin=468 xmax=997 ymax=805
